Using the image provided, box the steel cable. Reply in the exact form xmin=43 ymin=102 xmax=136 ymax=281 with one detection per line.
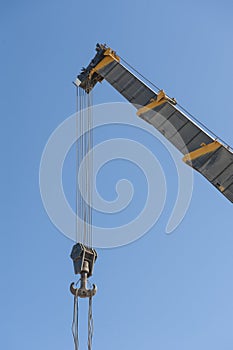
xmin=88 ymin=297 xmax=94 ymax=350
xmin=72 ymin=295 xmax=79 ymax=350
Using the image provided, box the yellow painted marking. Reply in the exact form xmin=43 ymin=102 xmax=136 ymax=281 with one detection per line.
xmin=137 ymin=90 xmax=176 ymax=116
xmin=183 ymin=141 xmax=221 ymax=163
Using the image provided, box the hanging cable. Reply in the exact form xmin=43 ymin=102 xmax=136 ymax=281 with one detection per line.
xmin=87 ymin=88 xmax=93 ymax=248
xmin=72 ymin=85 xmax=96 ymax=350
xmin=72 ymin=294 xmax=79 ymax=350
xmin=75 ymin=87 xmax=80 ymax=243
xmin=76 ymin=84 xmax=94 ymax=248
xmin=88 ymin=296 xmax=94 ymax=350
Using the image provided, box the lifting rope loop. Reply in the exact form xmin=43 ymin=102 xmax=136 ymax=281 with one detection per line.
xmin=73 ymin=84 xmax=94 ymax=350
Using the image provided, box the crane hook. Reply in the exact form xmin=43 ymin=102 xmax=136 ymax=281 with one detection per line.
xmin=70 ymin=281 xmax=97 ymax=298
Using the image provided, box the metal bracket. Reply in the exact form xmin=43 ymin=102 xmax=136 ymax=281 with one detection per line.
xmin=89 ymin=47 xmax=120 ymax=77
xmin=137 ymin=90 xmax=177 ymax=116
xmin=183 ymin=140 xmax=221 ymax=164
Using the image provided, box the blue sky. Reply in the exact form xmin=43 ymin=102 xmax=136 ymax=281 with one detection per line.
xmin=1 ymin=0 xmax=233 ymax=349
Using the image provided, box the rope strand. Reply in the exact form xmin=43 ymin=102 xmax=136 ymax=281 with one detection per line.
xmin=76 ymin=86 xmax=94 ymax=246
xmin=74 ymin=87 xmax=94 ymax=350
xmin=88 ymin=297 xmax=94 ymax=350
xmin=72 ymin=296 xmax=79 ymax=350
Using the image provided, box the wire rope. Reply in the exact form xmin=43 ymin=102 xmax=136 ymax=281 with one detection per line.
xmin=72 ymin=295 xmax=79 ymax=350
xmin=88 ymin=297 xmax=94 ymax=350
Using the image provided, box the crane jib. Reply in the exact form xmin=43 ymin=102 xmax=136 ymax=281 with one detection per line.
xmin=75 ymin=43 xmax=233 ymax=203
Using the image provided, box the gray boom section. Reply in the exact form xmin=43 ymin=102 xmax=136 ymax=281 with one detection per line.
xmin=98 ymin=61 xmax=214 ymax=155
xmin=97 ymin=60 xmax=233 ymax=203
xmin=75 ymin=45 xmax=233 ymax=204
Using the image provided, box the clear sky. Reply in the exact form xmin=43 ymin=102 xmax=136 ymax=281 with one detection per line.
xmin=1 ymin=0 xmax=233 ymax=349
